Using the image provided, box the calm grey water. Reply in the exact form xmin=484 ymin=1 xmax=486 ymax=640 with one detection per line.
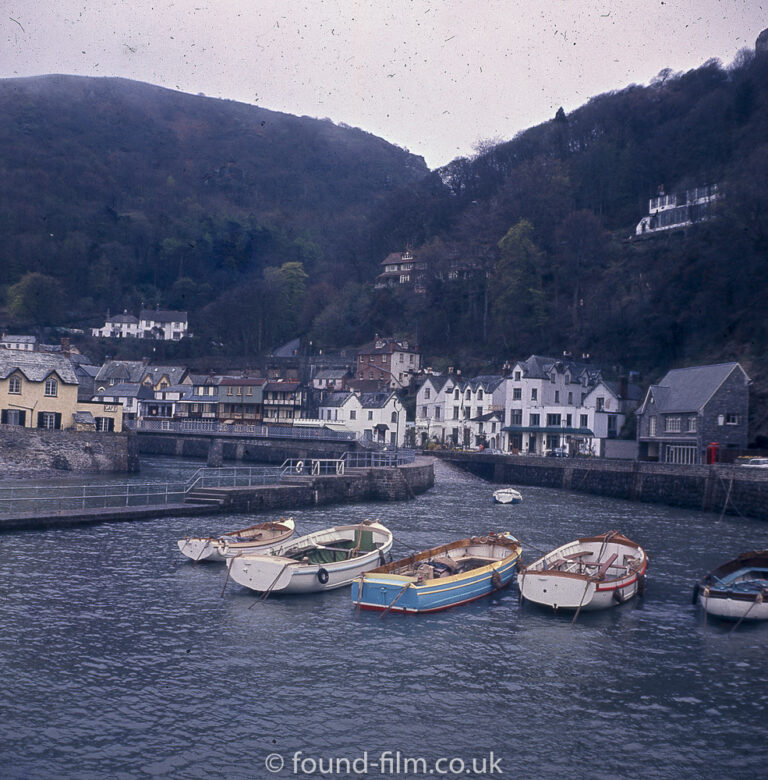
xmin=1 ymin=457 xmax=767 ymax=780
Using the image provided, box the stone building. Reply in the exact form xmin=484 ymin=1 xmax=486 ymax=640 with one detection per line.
xmin=636 ymin=362 xmax=750 ymax=464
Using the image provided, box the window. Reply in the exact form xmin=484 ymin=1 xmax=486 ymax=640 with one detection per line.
xmin=688 ymin=417 xmax=697 ymax=432
xmin=453 ymin=407 xmax=459 ymax=420
xmin=649 ymin=416 xmax=657 ymax=436
xmin=368 ymin=411 xmax=373 ymax=420
xmin=465 ymin=389 xmax=471 ymax=400
xmin=350 ymin=410 xmax=356 ymax=420
xmin=454 ymin=389 xmax=459 ymax=400
xmin=514 ymin=371 xmax=521 ymax=381
xmin=96 ymin=417 xmax=115 ymax=432
xmin=1 ymin=409 xmax=25 ymax=425
xmin=531 ymin=388 xmax=538 ymax=401
xmin=555 ymin=391 xmax=560 ymax=403
xmin=596 ymin=397 xmax=605 ymax=411
xmin=547 ymin=413 xmax=562 ymax=426
xmin=44 ymin=378 xmax=58 ymax=397
xmin=568 ymin=392 xmax=573 ymax=404
xmin=476 ymin=407 xmax=482 ymax=418
xmin=510 ymin=410 xmax=522 ymax=425
xmin=435 ymin=407 xmax=441 ymax=421
xmin=580 ymin=414 xmax=588 ymax=428
xmin=478 ymin=389 xmax=484 ymax=400
xmin=464 ymin=408 xmax=471 ymax=419
xmin=421 ymin=406 xmax=427 ymax=417
xmin=227 ymin=387 xmax=234 ymax=396
xmin=382 ymin=355 xmax=388 ymax=363
xmin=513 ymin=388 xmax=522 ymax=401
xmin=424 ymin=388 xmax=431 ymax=399
xmin=37 ymin=411 xmax=61 ymax=429
xmin=726 ymin=413 xmax=741 ymax=425
xmin=607 ymin=415 xmax=617 ymax=438
xmin=529 ymin=413 xmax=540 ymax=426
xmin=8 ymin=376 xmax=21 ymax=394
xmin=566 ymin=414 xmax=572 ymax=426
xmin=665 ymin=416 xmax=681 ymax=432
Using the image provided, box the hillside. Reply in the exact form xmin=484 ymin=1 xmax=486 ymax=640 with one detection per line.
xmin=0 ymin=74 xmax=428 ymax=349
xmin=317 ymin=47 xmax=768 ymax=393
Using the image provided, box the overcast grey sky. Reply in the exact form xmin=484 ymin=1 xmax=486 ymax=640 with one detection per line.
xmin=2 ymin=1 xmax=765 ymax=168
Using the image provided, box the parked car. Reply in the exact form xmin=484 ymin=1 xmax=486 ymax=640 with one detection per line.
xmin=740 ymin=457 xmax=768 ymax=468
xmin=546 ymin=447 xmax=568 ymax=458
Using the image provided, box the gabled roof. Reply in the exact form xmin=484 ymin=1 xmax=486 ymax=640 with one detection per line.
xmin=139 ymin=309 xmax=188 ymax=323
xmin=107 ymin=313 xmax=139 ymax=324
xmin=314 ymin=368 xmax=349 ymax=380
xmin=92 ymin=383 xmax=153 ymax=399
xmin=471 ymin=411 xmax=504 ymax=422
xmin=142 ymin=366 xmax=188 ymax=385
xmin=95 ymin=360 xmax=147 ymax=383
xmin=0 ymin=351 xmax=78 ymax=384
xmin=320 ymin=392 xmax=355 ymax=408
xmin=360 ymin=391 xmax=395 ymax=409
xmin=516 ymin=354 xmax=599 ymax=384
xmin=639 ymin=362 xmax=749 ymax=415
xmin=264 ymin=381 xmax=301 ymax=392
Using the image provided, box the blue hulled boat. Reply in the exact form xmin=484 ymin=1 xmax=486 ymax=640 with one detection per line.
xmin=351 ymin=532 xmax=522 ymax=614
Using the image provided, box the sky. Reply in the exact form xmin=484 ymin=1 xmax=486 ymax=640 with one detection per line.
xmin=2 ymin=1 xmax=765 ymax=169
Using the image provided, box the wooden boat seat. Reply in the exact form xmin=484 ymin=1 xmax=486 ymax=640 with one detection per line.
xmin=562 ymin=551 xmax=592 ymax=560
xmin=596 ymin=553 xmax=618 ymax=578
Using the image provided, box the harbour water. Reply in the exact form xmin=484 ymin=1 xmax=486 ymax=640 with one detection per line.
xmin=1 ymin=457 xmax=767 ymax=779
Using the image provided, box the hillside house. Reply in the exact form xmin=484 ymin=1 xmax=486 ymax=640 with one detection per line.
xmin=636 ymin=362 xmax=750 ymax=464
xmin=635 ymin=184 xmax=719 ymax=237
xmin=0 ymin=335 xmax=37 ymax=351
xmin=218 ymin=377 xmax=265 ymax=423
xmin=263 ymin=381 xmax=304 ymax=422
xmin=356 ymin=337 xmax=421 ymax=390
xmin=91 ymin=312 xmax=140 ymax=339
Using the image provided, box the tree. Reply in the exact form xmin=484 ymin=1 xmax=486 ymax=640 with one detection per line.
xmin=7 ymin=272 xmax=64 ymax=325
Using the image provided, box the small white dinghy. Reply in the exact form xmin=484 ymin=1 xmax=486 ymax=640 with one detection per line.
xmin=225 ymin=521 xmax=393 ymax=595
xmin=177 ymin=518 xmax=295 ymax=563
xmin=695 ymin=550 xmax=768 ymax=622
xmin=518 ymin=531 xmax=647 ymax=611
xmin=493 ymin=488 xmax=522 ymax=504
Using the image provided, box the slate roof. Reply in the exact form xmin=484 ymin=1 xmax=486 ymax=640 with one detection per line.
xmin=95 ymin=360 xmax=147 ymax=383
xmin=641 ymin=363 xmax=747 ymax=414
xmin=264 ymin=381 xmax=301 ymax=392
xmin=142 ymin=365 xmax=188 ymax=385
xmin=360 ymin=392 xmax=394 ymax=409
xmin=92 ymin=383 xmax=153 ymax=400
xmin=107 ymin=313 xmax=139 ymax=324
xmin=314 ymin=368 xmax=349 ymax=380
xmin=140 ymin=309 xmax=188 ymax=323
xmin=0 ymin=351 xmax=78 ymax=384
xmin=320 ymin=392 xmax=354 ymax=408
xmin=1 ymin=335 xmax=37 ymax=344
xmin=517 ymin=354 xmax=598 ymax=384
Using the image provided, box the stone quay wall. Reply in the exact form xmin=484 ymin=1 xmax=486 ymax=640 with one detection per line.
xmin=435 ymin=452 xmax=768 ymax=521
xmin=0 ymin=426 xmax=139 ymax=475
xmin=219 ymin=457 xmax=435 ymax=514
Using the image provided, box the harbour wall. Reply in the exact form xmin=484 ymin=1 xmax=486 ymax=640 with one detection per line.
xmin=434 ymin=452 xmax=768 ymax=521
xmin=0 ymin=458 xmax=435 ymax=532
xmin=0 ymin=426 xmax=139 ymax=475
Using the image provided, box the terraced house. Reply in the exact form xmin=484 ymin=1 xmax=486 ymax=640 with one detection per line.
xmin=0 ymin=352 xmax=122 ymax=432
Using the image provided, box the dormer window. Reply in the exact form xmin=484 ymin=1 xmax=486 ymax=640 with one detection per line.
xmin=44 ymin=377 xmax=58 ymax=397
xmin=8 ymin=375 xmax=21 ymax=394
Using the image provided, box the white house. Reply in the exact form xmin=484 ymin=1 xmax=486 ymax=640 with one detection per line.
xmin=318 ymin=390 xmax=405 ymax=447
xmin=139 ymin=309 xmax=188 ymax=340
xmin=0 ymin=335 xmax=37 ymax=351
xmin=414 ymin=374 xmax=505 ymax=447
xmin=635 ymin=184 xmax=719 ymax=237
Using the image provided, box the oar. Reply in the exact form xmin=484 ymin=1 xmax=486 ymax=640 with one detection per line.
xmin=379 ymin=583 xmax=411 ymax=618
xmin=253 ymin=563 xmax=291 ymax=605
xmin=220 ymin=557 xmax=234 ymax=597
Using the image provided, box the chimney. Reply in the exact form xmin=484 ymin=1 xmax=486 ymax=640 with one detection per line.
xmin=142 ymin=356 xmax=150 ymax=365
xmin=60 ymin=337 xmax=71 ymax=357
xmin=618 ymin=376 xmax=628 ymax=399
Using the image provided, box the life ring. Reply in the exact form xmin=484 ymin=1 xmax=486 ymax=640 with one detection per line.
xmin=295 ymin=461 xmax=304 ymax=473
xmin=317 ymin=567 xmax=329 ymax=584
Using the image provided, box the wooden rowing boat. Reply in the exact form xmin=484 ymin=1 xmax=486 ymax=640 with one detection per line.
xmin=177 ymin=518 xmax=295 ymax=562
xmin=695 ymin=550 xmax=768 ymax=621
xmin=351 ymin=532 xmax=522 ymax=614
xmin=517 ymin=531 xmax=647 ymax=611
xmin=225 ymin=521 xmax=393 ymax=594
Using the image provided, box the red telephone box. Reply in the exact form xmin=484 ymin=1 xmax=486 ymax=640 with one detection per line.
xmin=706 ymin=442 xmax=720 ymax=464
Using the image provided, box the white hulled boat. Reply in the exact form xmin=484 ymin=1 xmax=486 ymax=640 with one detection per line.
xmin=177 ymin=518 xmax=295 ymax=562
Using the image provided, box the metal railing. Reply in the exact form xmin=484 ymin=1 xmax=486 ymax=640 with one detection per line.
xmin=0 ymin=451 xmax=417 ymax=516
xmin=135 ymin=419 xmax=357 ymax=440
